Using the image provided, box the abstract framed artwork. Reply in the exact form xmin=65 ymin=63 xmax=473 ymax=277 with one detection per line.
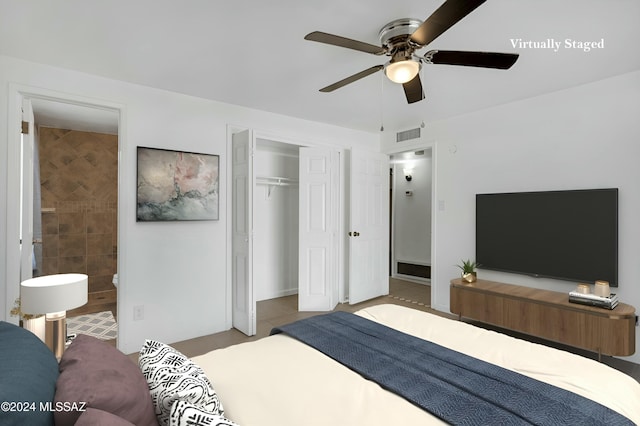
xmin=136 ymin=146 xmax=219 ymax=221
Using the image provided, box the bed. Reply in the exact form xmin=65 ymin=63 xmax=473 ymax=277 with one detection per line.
xmin=2 ymin=304 xmax=639 ymax=425
xmin=192 ymin=304 xmax=640 ymax=425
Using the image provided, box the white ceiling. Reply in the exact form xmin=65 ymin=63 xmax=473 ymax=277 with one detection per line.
xmin=2 ymin=0 xmax=639 ymax=133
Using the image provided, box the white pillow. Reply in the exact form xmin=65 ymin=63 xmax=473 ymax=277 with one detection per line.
xmin=139 ymin=340 xmax=224 ymax=426
xmin=170 ymin=400 xmax=239 ymax=426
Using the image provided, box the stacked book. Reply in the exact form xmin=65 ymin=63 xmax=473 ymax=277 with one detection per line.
xmin=568 ymin=291 xmax=618 ymax=310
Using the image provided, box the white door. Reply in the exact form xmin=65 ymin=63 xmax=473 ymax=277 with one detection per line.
xmin=298 ymin=147 xmax=339 ymax=311
xmin=349 ymin=149 xmax=390 ymax=304
xmin=231 ymin=130 xmax=255 ymax=336
xmin=20 ymin=98 xmax=35 ymax=284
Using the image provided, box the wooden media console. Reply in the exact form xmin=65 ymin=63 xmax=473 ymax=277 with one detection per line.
xmin=450 ymin=278 xmax=636 ymax=358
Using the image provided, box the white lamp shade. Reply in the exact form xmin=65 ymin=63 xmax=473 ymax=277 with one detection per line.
xmin=385 ymin=60 xmax=421 ymax=84
xmin=20 ymin=273 xmax=88 ymax=314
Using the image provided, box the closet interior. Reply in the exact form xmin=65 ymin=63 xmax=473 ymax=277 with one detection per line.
xmin=253 ymin=138 xmax=300 ymax=301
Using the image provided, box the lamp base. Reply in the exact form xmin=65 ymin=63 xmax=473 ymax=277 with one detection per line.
xmin=45 ymin=311 xmax=67 ymax=361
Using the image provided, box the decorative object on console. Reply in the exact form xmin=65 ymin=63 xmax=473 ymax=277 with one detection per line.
xmin=568 ymin=291 xmax=618 ymax=310
xmin=575 ymin=283 xmax=591 ymax=294
xmin=137 ymin=147 xmax=220 ymax=222
xmin=457 ymin=259 xmax=479 ymax=283
xmin=20 ymin=273 xmax=88 ymax=360
xmin=570 ymin=280 xmax=616 ymax=309
xmin=594 ymin=280 xmax=611 ymax=297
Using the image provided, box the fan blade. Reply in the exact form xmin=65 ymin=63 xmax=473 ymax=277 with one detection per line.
xmin=402 ymin=74 xmax=425 ymax=104
xmin=410 ymin=0 xmax=486 ymax=47
xmin=319 ymin=65 xmax=384 ymax=92
xmin=427 ymin=50 xmax=519 ymax=69
xmin=305 ymin=31 xmax=385 ymax=55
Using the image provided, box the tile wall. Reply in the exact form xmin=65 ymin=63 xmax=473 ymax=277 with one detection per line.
xmin=38 ymin=127 xmax=118 ymax=295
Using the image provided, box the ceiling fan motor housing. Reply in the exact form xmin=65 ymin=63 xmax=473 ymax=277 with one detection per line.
xmin=378 ymin=18 xmax=423 ymax=55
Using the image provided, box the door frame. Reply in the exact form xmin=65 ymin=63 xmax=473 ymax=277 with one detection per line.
xmin=225 ymin=125 xmax=345 ymax=329
xmin=383 ymin=139 xmax=438 ymax=305
xmin=5 ymin=84 xmax=124 ymax=335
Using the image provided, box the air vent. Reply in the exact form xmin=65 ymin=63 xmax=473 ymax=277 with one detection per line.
xmin=396 ymin=127 xmax=420 ymax=142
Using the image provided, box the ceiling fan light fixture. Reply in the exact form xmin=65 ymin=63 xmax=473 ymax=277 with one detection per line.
xmin=385 ymin=59 xmax=420 ymax=84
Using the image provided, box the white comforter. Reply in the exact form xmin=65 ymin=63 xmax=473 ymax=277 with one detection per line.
xmin=192 ymin=304 xmax=640 ymax=425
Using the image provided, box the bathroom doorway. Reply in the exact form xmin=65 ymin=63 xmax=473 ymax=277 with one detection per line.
xmin=29 ymin=98 xmax=120 ymax=344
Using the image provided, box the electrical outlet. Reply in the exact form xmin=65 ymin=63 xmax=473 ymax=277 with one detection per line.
xmin=133 ymin=305 xmax=144 ymax=321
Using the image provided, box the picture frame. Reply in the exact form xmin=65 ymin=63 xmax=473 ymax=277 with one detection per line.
xmin=136 ymin=146 xmax=219 ymax=221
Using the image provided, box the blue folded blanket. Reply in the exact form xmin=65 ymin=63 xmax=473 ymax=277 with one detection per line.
xmin=271 ymin=311 xmax=633 ymax=426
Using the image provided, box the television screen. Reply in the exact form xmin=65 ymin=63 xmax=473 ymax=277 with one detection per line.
xmin=476 ymin=188 xmax=618 ymax=286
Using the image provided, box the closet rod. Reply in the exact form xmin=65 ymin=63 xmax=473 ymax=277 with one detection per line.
xmin=256 ymin=176 xmax=298 ymax=198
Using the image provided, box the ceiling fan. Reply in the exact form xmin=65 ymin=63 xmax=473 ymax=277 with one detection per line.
xmin=305 ymin=0 xmax=519 ymax=104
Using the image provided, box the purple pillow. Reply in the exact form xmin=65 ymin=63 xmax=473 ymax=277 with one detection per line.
xmin=54 ymin=334 xmax=158 ymax=426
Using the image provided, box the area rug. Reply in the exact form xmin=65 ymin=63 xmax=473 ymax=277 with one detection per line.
xmin=67 ymin=311 xmax=118 ymax=341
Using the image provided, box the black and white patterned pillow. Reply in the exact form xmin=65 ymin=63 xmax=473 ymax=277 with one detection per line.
xmin=170 ymin=400 xmax=239 ymax=426
xmin=139 ymin=340 xmax=224 ymax=426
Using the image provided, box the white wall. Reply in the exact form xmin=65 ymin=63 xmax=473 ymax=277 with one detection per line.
xmin=0 ymin=55 xmax=380 ymax=354
xmin=384 ymin=70 xmax=640 ymax=363
xmin=392 ymin=153 xmax=432 ymax=268
xmin=253 ymin=141 xmax=299 ymax=301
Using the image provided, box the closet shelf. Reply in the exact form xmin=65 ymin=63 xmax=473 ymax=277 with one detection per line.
xmin=256 ymin=176 xmax=298 ymax=185
xmin=256 ymin=176 xmax=298 ymax=197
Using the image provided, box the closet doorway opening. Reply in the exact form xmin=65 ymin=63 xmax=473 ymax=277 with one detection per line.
xmin=231 ymin=129 xmax=341 ymax=336
xmin=389 ymin=148 xmax=433 ymax=290
xmin=253 ymin=138 xmax=300 ymax=302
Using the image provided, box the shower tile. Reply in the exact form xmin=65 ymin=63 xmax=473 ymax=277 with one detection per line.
xmin=87 ymin=254 xmax=114 ymax=276
xmin=41 ymin=257 xmax=59 ymax=275
xmin=42 ymin=234 xmax=59 ymax=258
xmin=59 ymin=234 xmax=86 ymax=257
xmin=59 ymin=212 xmax=85 ymax=234
xmin=87 ymin=234 xmax=113 ymax=256
xmin=42 ymin=213 xmax=59 ymax=235
xmin=58 ymin=256 xmax=86 ymax=274
xmin=86 ymin=212 xmax=113 ymax=234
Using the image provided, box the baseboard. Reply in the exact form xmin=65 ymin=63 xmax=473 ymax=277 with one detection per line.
xmin=257 ymin=288 xmax=298 ymax=302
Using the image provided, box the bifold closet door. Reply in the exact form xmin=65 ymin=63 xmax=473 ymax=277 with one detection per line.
xmin=298 ymin=146 xmax=339 ymax=311
xmin=231 ymin=130 xmax=255 ymax=336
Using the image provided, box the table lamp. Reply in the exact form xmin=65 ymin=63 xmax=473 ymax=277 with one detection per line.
xmin=20 ymin=273 xmax=88 ymax=359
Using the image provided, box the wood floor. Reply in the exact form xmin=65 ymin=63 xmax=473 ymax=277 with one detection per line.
xmin=157 ymin=278 xmax=432 ymax=359
xmin=128 ymin=278 xmax=640 ymax=383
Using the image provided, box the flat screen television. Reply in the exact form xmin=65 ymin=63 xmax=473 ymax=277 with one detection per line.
xmin=476 ymin=188 xmax=618 ymax=286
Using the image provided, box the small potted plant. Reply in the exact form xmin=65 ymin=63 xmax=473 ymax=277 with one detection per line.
xmin=457 ymin=259 xmax=479 ymax=283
